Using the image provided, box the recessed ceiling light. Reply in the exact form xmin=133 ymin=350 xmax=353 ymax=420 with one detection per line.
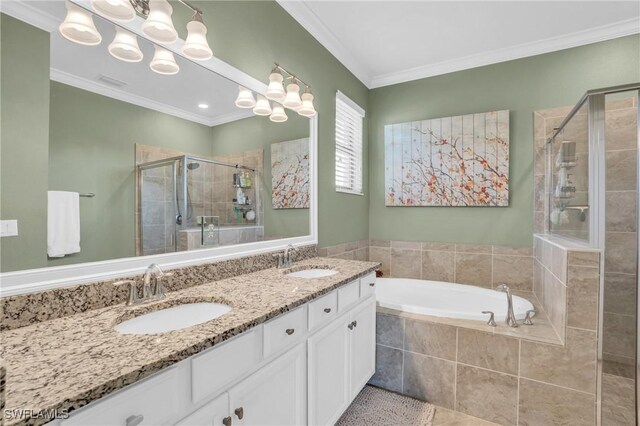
xmin=198 ymin=103 xmax=209 ymax=109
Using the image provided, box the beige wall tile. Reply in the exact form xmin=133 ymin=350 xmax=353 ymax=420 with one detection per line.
xmin=534 ymin=211 xmax=545 ymax=234
xmin=376 ymin=313 xmax=404 ymax=349
xmin=317 ymin=247 xmax=328 ymax=257
xmin=520 ymin=327 xmax=597 ymax=393
xmin=422 ymin=242 xmax=455 ymax=251
xmin=391 ymin=248 xmax=422 ymax=279
xmin=604 ymin=273 xmax=637 ymax=316
xmin=603 ymin=312 xmax=636 ymax=358
xmin=326 ymin=244 xmax=347 ymax=256
xmin=457 ymin=329 xmax=519 ymax=375
xmin=332 ymin=251 xmax=355 ymax=260
xmin=606 ymin=149 xmax=637 ymax=191
xmin=369 ymin=246 xmax=391 ymax=276
xmin=455 ymin=365 xmax=518 ymax=425
xmin=404 ymin=319 xmax=457 ymax=360
xmin=355 ymin=247 xmax=369 ymax=261
xmin=492 ymin=255 xmax=533 ymax=291
xmin=392 ymin=240 xmax=422 ymax=249
xmin=606 ymin=191 xmax=637 ymax=232
xmin=533 ymin=260 xmax=544 ymax=301
xmin=370 ymin=239 xmax=390 ymax=247
xmin=403 ymin=352 xmax=456 ymax=409
xmin=422 ymin=250 xmax=455 ymax=282
xmin=455 ymin=244 xmax=492 ymax=254
xmin=551 ymin=245 xmax=567 ymax=282
xmin=518 ymin=379 xmax=595 ymax=426
xmin=567 ymin=250 xmax=600 ymax=267
xmin=601 ymin=373 xmax=635 ymax=426
xmin=605 ymin=232 xmax=638 ymax=275
xmin=542 ymin=269 xmax=566 ymax=342
xmin=534 ymin=113 xmax=545 ymax=139
xmin=605 ymin=107 xmax=638 ymax=151
xmin=455 ymin=253 xmax=492 ymax=287
xmin=567 ymin=265 xmax=599 ymax=330
xmin=370 ymin=344 xmax=403 ymax=393
xmin=542 ymin=240 xmax=554 ymax=271
xmin=492 ymin=246 xmax=533 ymax=257
xmin=534 ymin=236 xmax=544 ymax=261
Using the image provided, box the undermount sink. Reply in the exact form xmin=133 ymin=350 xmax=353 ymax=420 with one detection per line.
xmin=114 ymin=303 xmax=231 ymax=335
xmin=287 ymin=269 xmax=338 ymax=279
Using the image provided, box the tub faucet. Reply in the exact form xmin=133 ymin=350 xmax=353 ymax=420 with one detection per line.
xmin=496 ymin=283 xmax=518 ymax=328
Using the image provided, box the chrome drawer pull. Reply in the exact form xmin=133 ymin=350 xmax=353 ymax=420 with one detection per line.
xmin=324 ymin=308 xmax=331 ymax=313
xmin=347 ymin=323 xmax=354 ymax=330
xmin=285 ymin=328 xmax=295 ymax=335
xmin=235 ymin=407 xmax=244 ymax=420
xmin=223 ymin=416 xmax=232 ymax=426
xmin=352 ymin=320 xmax=357 ymax=328
xmin=125 ymin=415 xmax=144 ymax=426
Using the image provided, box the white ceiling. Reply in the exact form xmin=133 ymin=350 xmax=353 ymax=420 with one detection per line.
xmin=278 ymin=1 xmax=640 ymax=88
xmin=2 ymin=0 xmax=252 ymax=126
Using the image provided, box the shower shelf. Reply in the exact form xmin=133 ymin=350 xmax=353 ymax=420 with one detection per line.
xmin=232 ymin=185 xmax=252 ymax=189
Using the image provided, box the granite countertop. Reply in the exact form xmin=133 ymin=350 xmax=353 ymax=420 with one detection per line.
xmin=0 ymin=257 xmax=379 ymax=426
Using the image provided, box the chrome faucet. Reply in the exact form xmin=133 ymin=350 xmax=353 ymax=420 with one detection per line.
xmin=276 ymin=244 xmax=298 ymax=268
xmin=496 ymin=283 xmax=518 ymax=328
xmin=143 ymin=263 xmax=168 ymax=300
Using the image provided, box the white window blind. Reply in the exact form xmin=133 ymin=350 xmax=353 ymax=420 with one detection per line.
xmin=335 ymin=91 xmax=365 ymax=195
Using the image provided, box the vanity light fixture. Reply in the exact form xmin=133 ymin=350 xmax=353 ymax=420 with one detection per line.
xmin=60 ymin=1 xmax=103 ymax=46
xmin=266 ymin=71 xmax=286 ymax=102
xmin=297 ymin=90 xmax=317 ymax=117
xmin=235 ymin=86 xmax=256 ymax=109
xmin=269 ymin=105 xmax=288 ymax=123
xmin=108 ymin=26 xmax=143 ymax=62
xmin=141 ymin=0 xmax=178 ymax=44
xmin=182 ymin=12 xmax=213 ymax=61
xmin=283 ymin=81 xmax=303 ymax=110
xmin=253 ymin=95 xmax=272 ymax=116
xmin=91 ymin=0 xmax=135 ymax=22
xmin=149 ymin=46 xmax=179 ymax=75
xmin=198 ymin=103 xmax=209 ymax=109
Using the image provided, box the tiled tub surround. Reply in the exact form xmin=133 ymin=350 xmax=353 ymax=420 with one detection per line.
xmin=0 ymin=245 xmax=317 ymax=331
xmin=318 ymin=239 xmax=370 ymax=261
xmin=0 ymin=257 xmax=379 ymax=425
xmin=371 ymin=310 xmax=598 ymax=426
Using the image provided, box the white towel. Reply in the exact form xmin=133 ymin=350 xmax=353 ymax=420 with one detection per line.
xmin=47 ymin=191 xmax=80 ymax=257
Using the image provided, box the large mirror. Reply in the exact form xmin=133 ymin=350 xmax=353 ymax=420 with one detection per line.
xmin=0 ymin=0 xmax=314 ymax=278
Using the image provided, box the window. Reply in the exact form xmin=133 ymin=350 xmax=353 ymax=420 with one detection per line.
xmin=335 ymin=91 xmax=365 ymax=195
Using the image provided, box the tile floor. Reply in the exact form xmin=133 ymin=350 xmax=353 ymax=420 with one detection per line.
xmin=433 ymin=406 xmax=499 ymax=425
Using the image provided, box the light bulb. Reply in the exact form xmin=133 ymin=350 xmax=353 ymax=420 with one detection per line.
xmin=270 ymin=105 xmax=288 ymax=123
xmin=297 ymin=92 xmax=316 ymax=117
xmin=142 ymin=0 xmax=178 ymax=44
xmin=283 ymin=82 xmax=302 ymax=110
xmin=182 ymin=13 xmax=212 ymax=61
xmin=235 ymin=86 xmax=256 ymax=109
xmin=91 ymin=0 xmax=135 ymax=22
xmin=59 ymin=1 xmax=102 ymax=46
xmin=149 ymin=46 xmax=179 ymax=75
xmin=265 ymin=72 xmax=285 ymax=102
xmin=253 ymin=96 xmax=272 ymax=116
xmin=108 ymin=26 xmax=143 ymax=62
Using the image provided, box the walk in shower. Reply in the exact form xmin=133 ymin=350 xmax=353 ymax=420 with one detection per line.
xmin=546 ymin=83 xmax=639 ymax=425
xmin=137 ymin=155 xmax=262 ymax=256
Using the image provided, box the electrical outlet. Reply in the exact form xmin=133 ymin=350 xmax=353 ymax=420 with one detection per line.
xmin=0 ymin=220 xmax=18 ymax=237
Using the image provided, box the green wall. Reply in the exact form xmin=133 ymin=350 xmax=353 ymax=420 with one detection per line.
xmin=47 ymin=82 xmax=213 ymax=267
xmin=174 ymin=1 xmax=371 ymax=248
xmin=368 ymin=35 xmax=640 ymax=247
xmin=0 ymin=14 xmax=50 ymax=272
xmin=210 ymin=114 xmax=310 ymax=239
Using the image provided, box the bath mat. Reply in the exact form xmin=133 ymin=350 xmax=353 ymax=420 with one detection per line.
xmin=336 ymin=385 xmax=436 ymax=426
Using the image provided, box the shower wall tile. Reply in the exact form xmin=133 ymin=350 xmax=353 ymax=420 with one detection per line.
xmin=606 ymin=107 xmax=638 ymax=150
xmin=567 ymin=264 xmax=599 ymax=331
xmin=518 ymin=379 xmax=595 ymax=426
xmin=454 ymin=253 xmax=492 ymax=288
xmin=603 ymin=312 xmax=636 ymax=359
xmin=492 ymin=255 xmax=533 ymax=291
xmin=606 ymin=149 xmax=637 ymax=191
xmin=604 ymin=273 xmax=637 ymax=316
xmin=605 ymin=231 xmax=638 ymax=275
xmin=492 ymin=246 xmax=533 ymax=257
xmin=567 ymin=250 xmax=600 ymax=267
xmin=606 ymin=191 xmax=637 ymax=232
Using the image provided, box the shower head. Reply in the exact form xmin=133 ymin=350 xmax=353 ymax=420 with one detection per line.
xmin=187 ymin=162 xmax=200 ymax=170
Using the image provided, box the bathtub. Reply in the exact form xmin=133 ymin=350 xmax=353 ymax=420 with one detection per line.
xmin=376 ymin=278 xmax=534 ymax=322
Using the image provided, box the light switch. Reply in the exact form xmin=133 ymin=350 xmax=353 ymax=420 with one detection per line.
xmin=0 ymin=220 xmax=18 ymax=237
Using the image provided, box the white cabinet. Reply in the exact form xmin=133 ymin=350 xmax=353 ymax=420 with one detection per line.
xmin=307 ymin=313 xmax=350 ymax=426
xmin=228 ymin=343 xmax=307 ymax=426
xmin=308 ymin=296 xmax=376 ymax=426
xmin=175 ymin=393 xmax=229 ymax=426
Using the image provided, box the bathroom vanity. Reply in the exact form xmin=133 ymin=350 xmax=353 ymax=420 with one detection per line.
xmin=1 ymin=259 xmax=378 ymax=426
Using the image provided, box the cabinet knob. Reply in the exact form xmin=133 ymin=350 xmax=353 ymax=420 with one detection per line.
xmin=235 ymin=407 xmax=244 ymax=420
xmin=323 ymin=308 xmax=331 ymax=313
xmin=352 ymin=320 xmax=358 ymax=328
xmin=285 ymin=328 xmax=295 ymax=335
xmin=347 ymin=323 xmax=354 ymax=330
xmin=369 ymin=282 xmax=375 ymax=287
xmin=125 ymin=415 xmax=144 ymax=426
xmin=223 ymin=416 xmax=232 ymax=426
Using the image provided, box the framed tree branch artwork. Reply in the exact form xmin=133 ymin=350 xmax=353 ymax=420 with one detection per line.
xmin=271 ymin=138 xmax=310 ymax=209
xmin=384 ymin=110 xmax=509 ymax=206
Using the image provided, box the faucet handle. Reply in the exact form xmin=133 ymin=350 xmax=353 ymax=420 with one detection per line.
xmin=496 ymin=283 xmax=510 ymax=292
xmin=114 ymin=280 xmax=138 ymax=306
xmin=523 ymin=309 xmax=536 ymax=325
xmin=482 ymin=311 xmax=496 ymax=327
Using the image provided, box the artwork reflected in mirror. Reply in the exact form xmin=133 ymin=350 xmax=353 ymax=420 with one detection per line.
xmin=0 ymin=3 xmax=311 ymax=272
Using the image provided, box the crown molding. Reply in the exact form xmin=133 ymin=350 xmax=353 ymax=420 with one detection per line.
xmin=276 ymin=0 xmax=372 ymax=87
xmin=51 ymin=68 xmax=254 ymax=127
xmin=370 ymin=17 xmax=640 ymax=88
xmin=0 ymin=0 xmax=58 ymax=31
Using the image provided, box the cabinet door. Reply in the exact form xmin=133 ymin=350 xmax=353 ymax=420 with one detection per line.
xmin=228 ymin=343 xmax=306 ymax=426
xmin=175 ymin=393 xmax=229 ymax=426
xmin=308 ymin=314 xmax=350 ymax=426
xmin=349 ymin=299 xmax=376 ymax=399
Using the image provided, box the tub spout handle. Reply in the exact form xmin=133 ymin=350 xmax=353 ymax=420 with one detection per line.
xmin=482 ymin=311 xmax=496 ymax=327
xmin=523 ymin=309 xmax=536 ymax=325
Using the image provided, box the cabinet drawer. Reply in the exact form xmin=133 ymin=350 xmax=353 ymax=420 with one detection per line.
xmin=62 ymin=363 xmax=188 ymax=426
xmin=360 ymin=273 xmax=376 ymax=298
xmin=191 ymin=326 xmax=263 ymax=403
xmin=263 ymin=305 xmax=307 ymax=357
xmin=308 ymin=291 xmax=338 ymax=331
xmin=175 ymin=392 xmax=229 ymax=426
xmin=338 ymin=281 xmax=360 ymax=312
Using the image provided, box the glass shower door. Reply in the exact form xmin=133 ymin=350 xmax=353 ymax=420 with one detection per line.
xmin=139 ymin=161 xmax=177 ymax=255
